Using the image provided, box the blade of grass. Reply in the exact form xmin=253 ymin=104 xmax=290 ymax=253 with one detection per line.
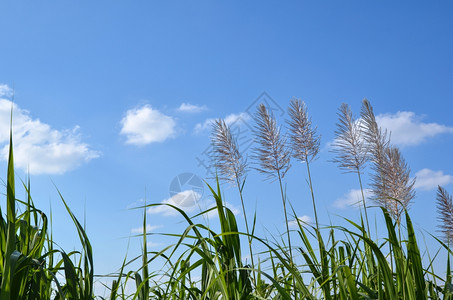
xmin=1 ymin=119 xmax=16 ymax=300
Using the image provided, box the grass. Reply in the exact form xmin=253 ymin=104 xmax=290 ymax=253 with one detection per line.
xmin=1 ymin=99 xmax=453 ymax=299
xmin=0 ymin=126 xmax=93 ymax=299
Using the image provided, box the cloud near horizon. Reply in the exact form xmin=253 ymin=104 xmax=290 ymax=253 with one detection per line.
xmin=0 ymin=97 xmax=99 ymax=175
xmin=376 ymin=111 xmax=453 ymax=147
xmin=120 ymin=104 xmax=176 ymax=145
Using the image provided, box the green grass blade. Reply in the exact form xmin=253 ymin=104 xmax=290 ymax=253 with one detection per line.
xmin=55 ymin=188 xmax=94 ymax=299
xmin=141 ymin=197 xmax=149 ymax=299
xmin=1 ymin=125 xmax=16 ymax=300
xmin=62 ymin=251 xmax=79 ymax=299
xmin=405 ymin=210 xmax=427 ymax=299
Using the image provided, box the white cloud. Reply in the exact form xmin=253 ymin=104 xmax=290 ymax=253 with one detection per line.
xmin=147 ymin=190 xmax=203 ymax=216
xmin=0 ymin=98 xmax=99 ymax=175
xmin=205 ymin=201 xmax=240 ymax=219
xmin=120 ymin=104 xmax=176 ymax=145
xmin=224 ymin=113 xmax=251 ymax=125
xmin=178 ymin=103 xmax=207 ymax=113
xmin=94 ymin=277 xmax=137 ymax=298
xmin=126 ymin=198 xmax=146 ymax=209
xmin=0 ymin=84 xmax=12 ymax=97
xmin=146 ymin=241 xmax=164 ymax=248
xmin=131 ymin=224 xmax=162 ymax=234
xmin=147 ymin=190 xmax=239 ymax=219
xmin=376 ymin=111 xmax=453 ymax=147
xmin=334 ymin=189 xmax=371 ymax=209
xmin=288 ymin=215 xmax=312 ymax=228
xmin=193 ymin=120 xmax=212 ymax=134
xmin=194 ymin=112 xmax=251 ymax=135
xmin=129 ymin=223 xmax=164 ymax=249
xmin=413 ymin=168 xmax=453 ymax=191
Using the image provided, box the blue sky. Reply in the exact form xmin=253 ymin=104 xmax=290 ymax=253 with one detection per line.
xmin=1 ymin=0 xmax=453 ymax=294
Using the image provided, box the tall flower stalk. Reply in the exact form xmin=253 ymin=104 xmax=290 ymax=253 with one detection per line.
xmin=210 ymin=119 xmax=256 ymax=282
xmin=360 ymin=99 xmax=415 ymax=224
xmin=331 ymin=103 xmax=370 ymax=232
xmin=287 ymin=99 xmax=321 ymax=230
xmin=252 ymin=104 xmax=292 ymax=260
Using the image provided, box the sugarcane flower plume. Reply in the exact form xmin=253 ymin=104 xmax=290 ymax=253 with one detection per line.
xmin=436 ymin=186 xmax=453 ymax=244
xmin=371 ymin=146 xmax=415 ymax=222
xmin=252 ymin=103 xmax=291 ymax=180
xmin=331 ymin=103 xmax=368 ymax=173
xmin=210 ymin=119 xmax=247 ymax=184
xmin=361 ymin=99 xmax=415 ymax=222
xmin=360 ymin=99 xmax=390 ymax=165
xmin=287 ymin=98 xmax=320 ymax=163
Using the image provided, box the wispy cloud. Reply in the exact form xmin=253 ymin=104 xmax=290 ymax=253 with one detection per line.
xmin=326 ymin=110 xmax=453 ymax=152
xmin=178 ymin=103 xmax=207 ymax=113
xmin=288 ymin=215 xmax=312 ymax=228
xmin=413 ymin=168 xmax=453 ymax=191
xmin=334 ymin=188 xmax=371 ymax=209
xmin=194 ymin=112 xmax=251 ymax=135
xmin=147 ymin=190 xmax=203 ymax=216
xmin=146 ymin=241 xmax=164 ymax=248
xmin=120 ymin=104 xmax=176 ymax=145
xmin=376 ymin=111 xmax=453 ymax=147
xmin=206 ymin=201 xmax=240 ymax=219
xmin=147 ymin=190 xmax=239 ymax=219
xmin=0 ymin=97 xmax=99 ymax=175
xmin=126 ymin=198 xmax=146 ymax=209
xmin=131 ymin=224 xmax=162 ymax=234
xmin=0 ymin=84 xmax=12 ymax=97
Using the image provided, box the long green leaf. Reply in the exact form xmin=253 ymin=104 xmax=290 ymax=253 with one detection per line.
xmin=406 ymin=210 xmax=427 ymax=299
xmin=1 ymin=123 xmax=16 ymax=300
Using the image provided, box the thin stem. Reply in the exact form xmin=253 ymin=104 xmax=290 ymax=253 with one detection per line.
xmin=397 ymin=224 xmax=406 ymax=299
xmin=235 ymin=177 xmax=256 ymax=285
xmin=277 ymin=170 xmax=297 ymax=300
xmin=277 ymin=170 xmax=293 ymax=263
xmin=357 ymin=167 xmax=375 ymax=291
xmin=305 ymin=160 xmax=319 ymax=231
xmin=357 ymin=170 xmax=370 ymax=234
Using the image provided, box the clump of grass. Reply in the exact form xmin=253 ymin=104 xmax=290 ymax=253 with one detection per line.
xmin=0 ymin=123 xmax=94 ymax=299
xmin=104 ymin=99 xmax=447 ymax=300
xmin=4 ymin=99 xmax=453 ymax=300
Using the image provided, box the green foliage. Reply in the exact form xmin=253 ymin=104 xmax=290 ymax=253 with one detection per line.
xmin=2 ymin=100 xmax=452 ymax=299
xmin=0 ymin=128 xmax=94 ymax=299
xmin=100 ymin=182 xmax=452 ymax=299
